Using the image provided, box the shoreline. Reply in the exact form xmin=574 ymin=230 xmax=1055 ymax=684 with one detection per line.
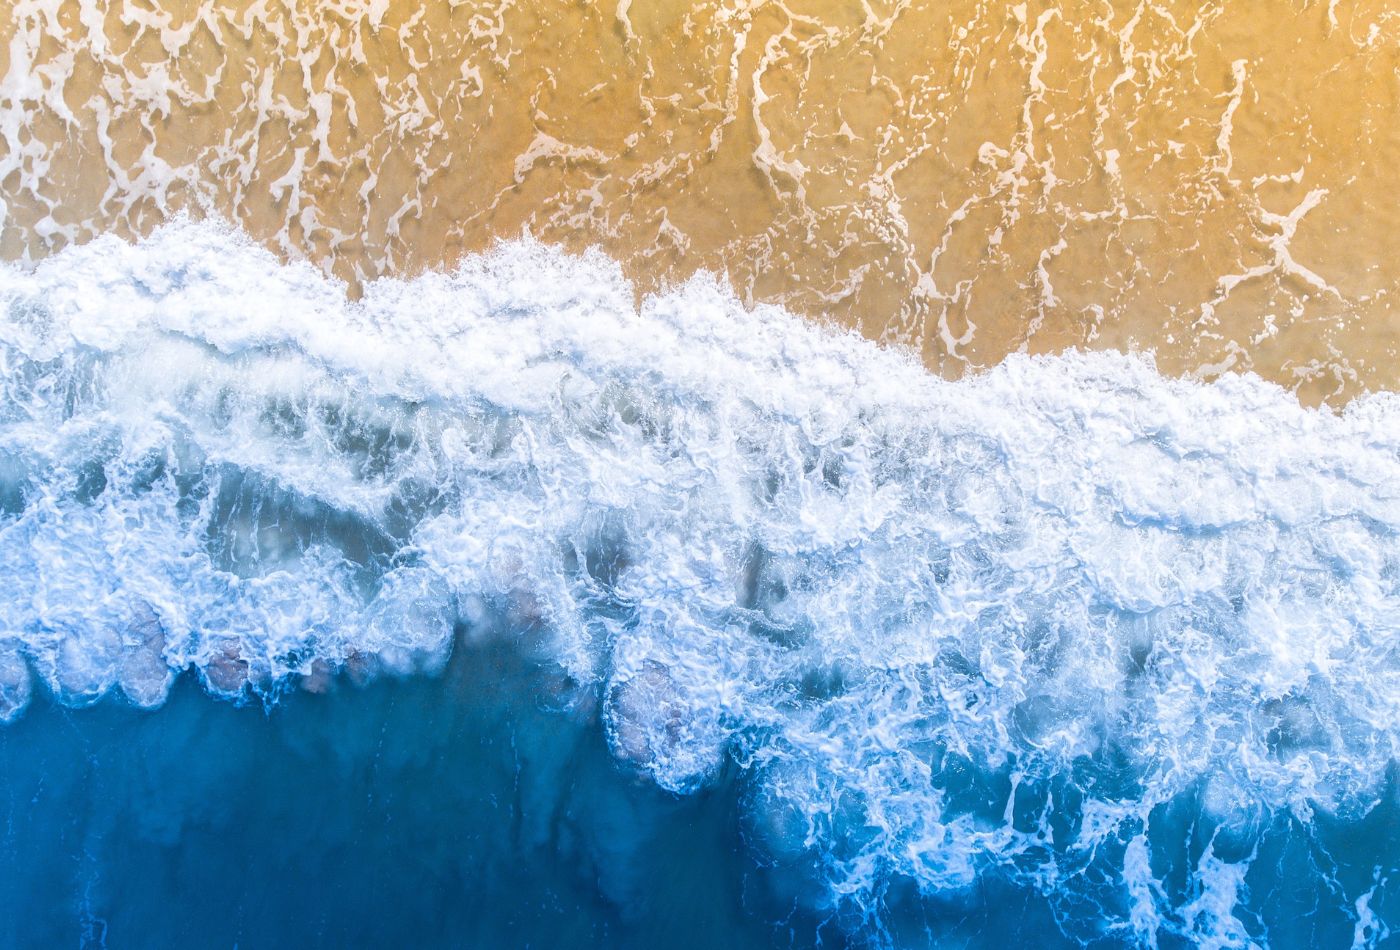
xmin=5 ymin=0 xmax=1398 ymax=405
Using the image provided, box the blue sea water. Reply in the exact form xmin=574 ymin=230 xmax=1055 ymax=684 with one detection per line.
xmin=0 ymin=222 xmax=1398 ymax=947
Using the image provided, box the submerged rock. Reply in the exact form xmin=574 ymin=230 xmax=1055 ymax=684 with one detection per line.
xmin=118 ymin=604 xmax=174 ymax=709
xmin=606 ymin=659 xmax=726 ymax=794
xmin=300 ymin=657 xmax=336 ymax=694
xmin=203 ymin=639 xmax=250 ymax=696
xmin=0 ymin=647 xmax=31 ymax=723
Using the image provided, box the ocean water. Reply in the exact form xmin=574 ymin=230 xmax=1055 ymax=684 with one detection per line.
xmin=0 ymin=222 xmax=1397 ymax=947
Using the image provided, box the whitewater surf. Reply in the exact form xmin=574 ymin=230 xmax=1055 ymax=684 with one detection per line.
xmin=0 ymin=222 xmax=1395 ymax=947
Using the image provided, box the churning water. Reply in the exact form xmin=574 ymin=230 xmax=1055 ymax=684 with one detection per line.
xmin=0 ymin=222 xmax=1396 ymax=947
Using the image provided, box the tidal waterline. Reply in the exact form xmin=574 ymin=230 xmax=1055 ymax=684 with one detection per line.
xmin=5 ymin=0 xmax=1400 ymax=403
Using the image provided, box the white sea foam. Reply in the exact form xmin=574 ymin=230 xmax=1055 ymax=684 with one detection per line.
xmin=1 ymin=220 xmax=1398 ymax=942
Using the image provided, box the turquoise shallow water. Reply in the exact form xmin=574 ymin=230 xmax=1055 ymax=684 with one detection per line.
xmin=2 ymin=224 xmax=1400 ymax=946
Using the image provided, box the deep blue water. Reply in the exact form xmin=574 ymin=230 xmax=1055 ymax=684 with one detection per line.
xmin=0 ymin=642 xmax=763 ymax=949
xmin=0 ymin=635 xmax=773 ymax=949
xmin=0 ymin=639 xmax=1075 ymax=950
xmin=2 ymin=637 xmax=1396 ymax=948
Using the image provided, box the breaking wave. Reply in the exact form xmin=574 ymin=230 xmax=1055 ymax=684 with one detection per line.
xmin=1 ymin=221 xmax=1397 ymax=946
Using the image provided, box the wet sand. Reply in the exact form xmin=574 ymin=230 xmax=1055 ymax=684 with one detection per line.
xmin=3 ymin=0 xmax=1399 ymax=402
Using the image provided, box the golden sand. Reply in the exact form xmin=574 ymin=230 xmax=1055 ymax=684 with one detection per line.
xmin=3 ymin=0 xmax=1398 ymax=402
